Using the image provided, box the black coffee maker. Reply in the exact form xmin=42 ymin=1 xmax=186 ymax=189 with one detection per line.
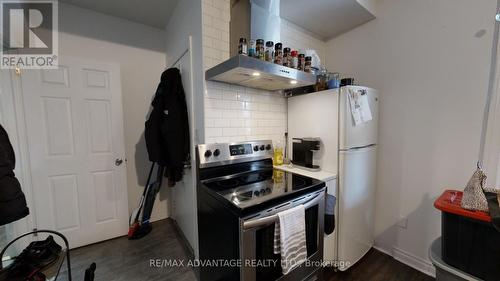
xmin=292 ymin=138 xmax=321 ymax=170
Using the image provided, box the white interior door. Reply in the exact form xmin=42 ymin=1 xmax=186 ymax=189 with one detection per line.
xmin=20 ymin=57 xmax=128 ymax=248
xmin=337 ymin=145 xmax=377 ymax=270
xmin=170 ymin=40 xmax=198 ymax=256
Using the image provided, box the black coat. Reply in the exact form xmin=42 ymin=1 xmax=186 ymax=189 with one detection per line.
xmin=145 ymin=68 xmax=190 ymax=185
xmin=0 ymin=124 xmax=29 ymax=226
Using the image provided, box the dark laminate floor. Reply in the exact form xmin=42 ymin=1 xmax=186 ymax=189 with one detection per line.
xmin=58 ymin=219 xmax=433 ymax=281
xmin=58 ymin=219 xmax=196 ymax=281
xmin=323 ymin=249 xmax=434 ymax=281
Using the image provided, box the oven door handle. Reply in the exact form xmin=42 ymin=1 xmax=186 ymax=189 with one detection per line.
xmin=242 ymin=190 xmax=324 ymax=230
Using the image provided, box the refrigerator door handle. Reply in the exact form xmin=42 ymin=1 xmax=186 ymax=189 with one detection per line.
xmin=339 ymin=143 xmax=376 ymax=151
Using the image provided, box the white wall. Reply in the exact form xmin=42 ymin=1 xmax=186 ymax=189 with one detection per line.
xmin=58 ymin=3 xmax=168 ymax=222
xmin=165 ymin=0 xmax=205 ymax=146
xmin=202 ymin=0 xmax=327 ymax=144
xmin=165 ymin=0 xmax=205 ymax=257
xmin=325 ymin=0 xmax=497 ymax=274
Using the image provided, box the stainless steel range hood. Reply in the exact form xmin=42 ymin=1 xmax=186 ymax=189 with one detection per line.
xmin=205 ymin=0 xmax=315 ymax=91
xmin=205 ymin=55 xmax=316 ymax=91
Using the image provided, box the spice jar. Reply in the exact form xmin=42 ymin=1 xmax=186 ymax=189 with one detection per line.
xmin=238 ymin=38 xmax=247 ymax=55
xmin=283 ymin=47 xmax=291 ymax=67
xmin=304 ymin=56 xmax=312 ymax=73
xmin=298 ymin=54 xmax=305 ymax=71
xmin=256 ymin=39 xmax=265 ymax=60
xmin=265 ymin=41 xmax=274 ymax=62
xmin=290 ymin=50 xmax=298 ymax=69
xmin=274 ymin=43 xmax=283 ymax=65
xmin=248 ymin=39 xmax=256 ymax=57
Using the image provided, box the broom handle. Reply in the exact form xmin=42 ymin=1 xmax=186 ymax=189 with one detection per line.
xmin=479 ymin=4 xmax=500 ymax=169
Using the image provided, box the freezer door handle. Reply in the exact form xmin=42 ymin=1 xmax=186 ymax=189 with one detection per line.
xmin=340 ymin=143 xmax=376 ymax=151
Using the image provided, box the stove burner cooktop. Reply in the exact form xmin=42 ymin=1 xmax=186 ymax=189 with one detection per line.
xmin=202 ymin=169 xmax=318 ymax=209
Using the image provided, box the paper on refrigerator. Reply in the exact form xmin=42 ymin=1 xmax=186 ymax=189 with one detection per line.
xmin=348 ymin=88 xmax=372 ymax=126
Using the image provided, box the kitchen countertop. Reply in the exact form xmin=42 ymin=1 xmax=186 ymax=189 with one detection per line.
xmin=274 ymin=164 xmax=337 ymax=182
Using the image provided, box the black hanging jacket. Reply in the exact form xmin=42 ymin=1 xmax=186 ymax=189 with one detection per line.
xmin=145 ymin=68 xmax=190 ymax=186
xmin=0 ymin=124 xmax=29 ymax=226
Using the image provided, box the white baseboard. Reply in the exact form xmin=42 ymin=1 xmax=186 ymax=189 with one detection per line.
xmin=392 ymin=246 xmax=436 ymax=278
xmin=373 ymin=245 xmax=393 ymax=257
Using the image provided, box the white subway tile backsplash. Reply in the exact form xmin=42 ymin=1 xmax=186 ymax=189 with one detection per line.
xmin=245 ymin=119 xmax=258 ymax=128
xmin=204 ymin=89 xmax=222 ymax=99
xmin=238 ymin=93 xmax=251 ymax=102
xmin=205 ymin=46 xmax=222 ymax=60
xmin=230 ymin=119 xmax=244 ymax=128
xmin=204 ymin=26 xmax=222 ymax=40
xmin=213 ymin=119 xmax=229 ymax=127
xmin=205 ymin=119 xmax=215 ymax=128
xmin=221 ymin=110 xmax=239 ymax=119
xmin=203 ymin=3 xmax=221 ymax=19
xmin=221 ymin=31 xmax=230 ymax=43
xmin=257 ymin=103 xmax=270 ymax=111
xmin=212 ymin=0 xmax=230 ymax=11
xmin=244 ymin=102 xmax=258 ymax=111
xmin=205 ymin=98 xmax=223 ymax=109
xmin=206 ymin=127 xmax=223 ymax=138
xmin=221 ymin=10 xmax=231 ymax=22
xmin=203 ymin=14 xmax=212 ymax=27
xmin=222 ymin=90 xmax=238 ymax=100
xmin=238 ymin=127 xmax=251 ymax=136
xmin=205 ymin=108 xmax=223 ymax=119
xmin=230 ymin=101 xmax=245 ymax=110
xmin=223 ymin=127 xmax=239 ymax=137
xmin=212 ymin=17 xmax=230 ymax=32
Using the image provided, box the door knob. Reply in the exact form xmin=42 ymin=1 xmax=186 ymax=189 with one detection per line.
xmin=115 ymin=158 xmax=124 ymax=166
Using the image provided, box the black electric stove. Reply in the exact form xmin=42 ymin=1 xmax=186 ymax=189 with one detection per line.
xmin=202 ymin=168 xmax=322 ymax=210
xmin=197 ymin=140 xmax=325 ymax=215
xmin=197 ymin=140 xmax=326 ymax=281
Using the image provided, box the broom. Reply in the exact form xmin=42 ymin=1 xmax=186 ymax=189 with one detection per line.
xmin=461 ymin=10 xmax=500 ymax=214
xmin=128 ymin=163 xmax=155 ymax=238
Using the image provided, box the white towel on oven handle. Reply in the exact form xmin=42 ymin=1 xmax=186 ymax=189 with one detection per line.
xmin=273 ymin=204 xmax=307 ymax=275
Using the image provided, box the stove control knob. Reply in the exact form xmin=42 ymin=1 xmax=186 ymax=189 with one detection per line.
xmin=265 ymin=188 xmax=271 ymax=194
xmin=204 ymin=150 xmax=212 ymax=158
xmin=213 ymin=149 xmax=220 ymax=157
xmin=260 ymin=189 xmax=265 ymax=195
xmin=259 ymin=145 xmax=265 ymax=151
xmin=265 ymin=144 xmax=272 ymax=150
xmin=253 ymin=145 xmax=259 ymax=152
xmin=254 ymin=190 xmax=260 ymax=196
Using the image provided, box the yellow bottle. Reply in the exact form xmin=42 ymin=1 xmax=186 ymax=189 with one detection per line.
xmin=273 ymin=142 xmax=283 ymax=166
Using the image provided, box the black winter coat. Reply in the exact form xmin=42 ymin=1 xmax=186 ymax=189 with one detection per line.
xmin=0 ymin=124 xmax=29 ymax=226
xmin=145 ymin=68 xmax=190 ymax=185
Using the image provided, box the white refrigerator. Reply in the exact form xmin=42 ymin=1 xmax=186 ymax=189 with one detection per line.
xmin=287 ymin=85 xmax=379 ymax=271
xmin=337 ymin=86 xmax=378 ymax=270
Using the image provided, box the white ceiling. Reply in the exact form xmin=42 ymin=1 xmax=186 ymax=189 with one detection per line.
xmin=59 ymin=0 xmax=375 ymax=40
xmin=280 ymin=0 xmax=375 ymax=40
xmin=59 ymin=0 xmax=179 ymax=29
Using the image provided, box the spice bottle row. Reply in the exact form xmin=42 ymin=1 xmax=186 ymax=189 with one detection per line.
xmin=238 ymin=38 xmax=312 ymax=73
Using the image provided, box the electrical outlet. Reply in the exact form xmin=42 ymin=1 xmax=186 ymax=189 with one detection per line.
xmin=397 ymin=216 xmax=408 ymax=229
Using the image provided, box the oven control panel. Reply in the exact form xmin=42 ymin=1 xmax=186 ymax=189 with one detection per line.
xmin=197 ymin=140 xmax=273 ymax=168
